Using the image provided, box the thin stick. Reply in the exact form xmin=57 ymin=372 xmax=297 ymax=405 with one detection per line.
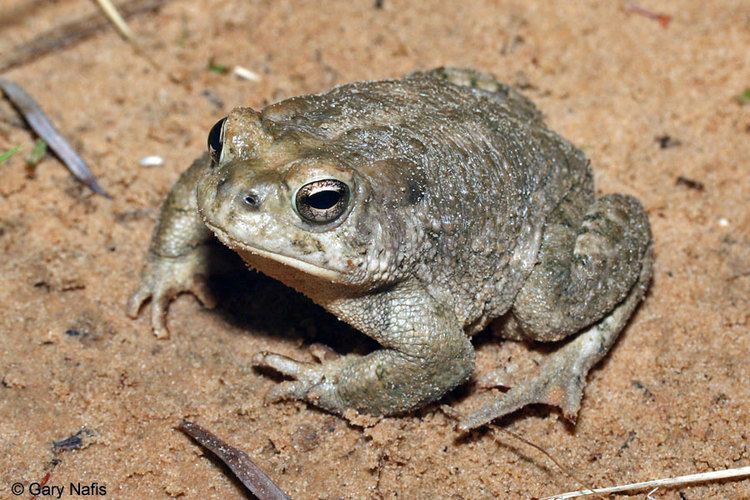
xmin=0 ymin=0 xmax=170 ymax=73
xmin=178 ymin=420 xmax=291 ymax=500
xmin=626 ymin=2 xmax=672 ymax=28
xmin=491 ymin=425 xmax=605 ymax=500
xmin=0 ymin=78 xmax=110 ymax=197
xmin=93 ymin=0 xmax=137 ymax=42
xmin=492 ymin=426 xmax=581 ymax=485
xmin=542 ymin=465 xmax=750 ymax=499
xmin=91 ymin=0 xmax=163 ymax=70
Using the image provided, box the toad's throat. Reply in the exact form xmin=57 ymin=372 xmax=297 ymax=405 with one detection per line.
xmin=203 ymin=221 xmax=343 ymax=282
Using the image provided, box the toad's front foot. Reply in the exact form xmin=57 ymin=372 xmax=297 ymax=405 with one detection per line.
xmin=252 ymin=350 xmax=348 ymax=414
xmin=127 ymin=249 xmax=216 ymax=338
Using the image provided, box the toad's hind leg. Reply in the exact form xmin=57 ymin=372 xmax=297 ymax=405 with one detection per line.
xmin=460 ymin=254 xmax=651 ymax=430
xmin=459 ymin=194 xmax=653 ymax=430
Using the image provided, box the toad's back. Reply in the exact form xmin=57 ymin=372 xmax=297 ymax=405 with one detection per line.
xmin=258 ymin=68 xmax=593 ymax=331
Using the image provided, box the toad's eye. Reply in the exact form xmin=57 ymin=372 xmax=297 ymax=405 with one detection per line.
xmin=295 ymin=179 xmax=350 ymax=224
xmin=207 ymin=117 xmax=227 ymax=163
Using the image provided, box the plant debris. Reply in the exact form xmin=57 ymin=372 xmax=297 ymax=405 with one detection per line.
xmin=734 ymin=88 xmax=750 ymax=106
xmin=207 ymin=58 xmax=230 ymax=75
xmin=0 ymin=79 xmax=110 ymax=197
xmin=93 ymin=0 xmax=163 ymax=71
xmin=542 ymin=465 xmax=750 ymax=499
xmin=655 ymin=134 xmax=681 ymax=149
xmin=94 ymin=0 xmax=138 ymax=43
xmin=675 ymin=176 xmax=705 ymax=191
xmin=26 ymin=139 xmax=48 ymax=166
xmin=52 ymin=428 xmax=95 ymax=453
xmin=491 ymin=425 xmax=594 ymax=498
xmin=0 ymin=144 xmax=21 ymax=163
xmin=233 ymin=65 xmax=262 ymax=82
xmin=178 ymin=420 xmax=291 ymax=500
xmin=139 ymin=155 xmax=164 ymax=167
xmin=201 ymin=89 xmax=225 ymax=110
xmin=0 ymin=0 xmax=171 ymax=73
xmin=626 ymin=3 xmax=671 ymax=28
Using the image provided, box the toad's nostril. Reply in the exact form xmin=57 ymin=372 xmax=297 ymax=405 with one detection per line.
xmin=242 ymin=190 xmax=261 ymax=208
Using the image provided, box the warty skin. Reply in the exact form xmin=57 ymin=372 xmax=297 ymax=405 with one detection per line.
xmin=128 ymin=68 xmax=652 ymax=430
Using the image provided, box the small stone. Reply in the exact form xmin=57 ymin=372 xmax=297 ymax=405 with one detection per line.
xmin=139 ymin=155 xmax=164 ymax=167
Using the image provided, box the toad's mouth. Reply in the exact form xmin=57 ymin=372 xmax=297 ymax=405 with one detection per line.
xmin=203 ymin=220 xmax=343 ymax=282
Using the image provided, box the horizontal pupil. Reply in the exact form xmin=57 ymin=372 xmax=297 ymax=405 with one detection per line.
xmin=306 ymin=190 xmax=341 ymax=210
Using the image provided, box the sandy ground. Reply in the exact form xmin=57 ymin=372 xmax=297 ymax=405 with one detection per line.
xmin=0 ymin=0 xmax=749 ymax=498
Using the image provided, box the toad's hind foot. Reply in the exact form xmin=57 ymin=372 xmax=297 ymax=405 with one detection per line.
xmin=458 ymin=248 xmax=652 ymax=431
xmin=458 ymin=336 xmax=592 ymax=431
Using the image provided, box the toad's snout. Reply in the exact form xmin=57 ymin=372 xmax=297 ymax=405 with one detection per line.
xmin=197 ymin=163 xmax=283 ymax=229
xmin=238 ymin=181 xmax=280 ymax=212
xmin=215 ymin=175 xmax=274 ymax=211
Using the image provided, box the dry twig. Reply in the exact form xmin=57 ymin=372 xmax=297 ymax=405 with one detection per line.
xmin=0 ymin=0 xmax=169 ymax=73
xmin=543 ymin=465 xmax=750 ymax=499
xmin=0 ymin=78 xmax=109 ymax=197
xmin=491 ymin=425 xmax=605 ymax=500
xmin=93 ymin=0 xmax=138 ymax=42
xmin=178 ymin=420 xmax=291 ymax=500
xmin=626 ymin=2 xmax=672 ymax=28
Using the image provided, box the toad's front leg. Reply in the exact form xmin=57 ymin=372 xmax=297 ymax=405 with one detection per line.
xmin=127 ymin=154 xmax=216 ymax=338
xmin=253 ymin=282 xmax=475 ymax=416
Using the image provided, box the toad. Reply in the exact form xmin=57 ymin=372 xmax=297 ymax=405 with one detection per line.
xmin=128 ymin=68 xmax=652 ymax=429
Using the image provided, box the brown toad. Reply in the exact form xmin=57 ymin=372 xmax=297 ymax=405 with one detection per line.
xmin=128 ymin=68 xmax=652 ymax=429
